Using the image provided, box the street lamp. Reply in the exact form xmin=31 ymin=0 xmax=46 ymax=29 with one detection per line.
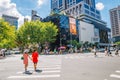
xmin=60 ymin=32 xmax=62 ymax=47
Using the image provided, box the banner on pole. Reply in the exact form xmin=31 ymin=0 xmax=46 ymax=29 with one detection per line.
xmin=69 ymin=17 xmax=77 ymax=35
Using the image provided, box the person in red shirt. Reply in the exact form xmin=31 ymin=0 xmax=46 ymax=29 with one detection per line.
xmin=32 ymin=49 xmax=39 ymax=71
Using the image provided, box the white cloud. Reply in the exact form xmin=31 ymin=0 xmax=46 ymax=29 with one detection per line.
xmin=96 ymin=2 xmax=104 ymax=11
xmin=0 ymin=0 xmax=31 ymax=28
xmin=37 ymin=0 xmax=47 ymax=7
xmin=37 ymin=0 xmax=44 ymax=6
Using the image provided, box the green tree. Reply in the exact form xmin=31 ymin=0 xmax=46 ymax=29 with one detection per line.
xmin=115 ymin=41 xmax=120 ymax=46
xmin=0 ymin=18 xmax=16 ymax=48
xmin=16 ymin=20 xmax=58 ymax=47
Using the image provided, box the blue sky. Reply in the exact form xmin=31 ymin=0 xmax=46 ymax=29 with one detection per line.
xmin=0 ymin=0 xmax=120 ymax=28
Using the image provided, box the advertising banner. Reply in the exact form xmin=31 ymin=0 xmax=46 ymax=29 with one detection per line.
xmin=69 ymin=17 xmax=77 ymax=35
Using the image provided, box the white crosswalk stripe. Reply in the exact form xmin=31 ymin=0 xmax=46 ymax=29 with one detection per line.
xmin=65 ymin=56 xmax=81 ymax=59
xmin=8 ymin=64 xmax=61 ymax=79
xmin=8 ymin=75 xmax=60 ymax=79
xmin=109 ymin=70 xmax=120 ymax=79
xmin=64 ymin=55 xmax=93 ymax=59
xmin=110 ymin=74 xmax=120 ymax=79
xmin=116 ymin=70 xmax=120 ymax=73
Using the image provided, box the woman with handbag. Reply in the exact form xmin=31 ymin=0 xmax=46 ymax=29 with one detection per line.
xmin=23 ymin=50 xmax=31 ymax=72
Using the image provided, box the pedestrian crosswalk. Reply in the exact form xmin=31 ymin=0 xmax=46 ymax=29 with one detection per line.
xmin=64 ymin=55 xmax=94 ymax=59
xmin=110 ymin=70 xmax=120 ymax=79
xmin=7 ymin=64 xmax=61 ymax=79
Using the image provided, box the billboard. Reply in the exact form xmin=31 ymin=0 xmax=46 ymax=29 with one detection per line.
xmin=69 ymin=17 xmax=77 ymax=35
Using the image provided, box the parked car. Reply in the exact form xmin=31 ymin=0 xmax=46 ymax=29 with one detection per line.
xmin=5 ymin=50 xmax=14 ymax=55
xmin=14 ymin=50 xmax=21 ymax=54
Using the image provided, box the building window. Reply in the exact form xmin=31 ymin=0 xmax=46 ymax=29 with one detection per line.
xmin=84 ymin=4 xmax=89 ymax=9
xmin=85 ymin=0 xmax=90 ymax=5
xmin=76 ymin=0 xmax=83 ymax=3
xmin=73 ymin=8 xmax=75 ymax=15
xmin=96 ymin=10 xmax=100 ymax=15
xmin=59 ymin=0 xmax=62 ymax=7
xmin=90 ymin=7 xmax=95 ymax=12
xmin=85 ymin=10 xmax=89 ymax=14
xmin=76 ymin=6 xmax=78 ymax=15
xmin=91 ymin=12 xmax=95 ymax=17
xmin=96 ymin=15 xmax=100 ymax=19
xmin=79 ymin=4 xmax=82 ymax=14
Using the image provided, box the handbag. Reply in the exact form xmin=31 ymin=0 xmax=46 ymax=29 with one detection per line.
xmin=21 ymin=56 xmax=24 ymax=60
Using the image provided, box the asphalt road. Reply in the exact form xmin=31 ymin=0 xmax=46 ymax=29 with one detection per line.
xmin=0 ymin=53 xmax=120 ymax=80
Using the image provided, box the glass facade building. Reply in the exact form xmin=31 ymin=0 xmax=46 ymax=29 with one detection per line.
xmin=2 ymin=14 xmax=18 ymax=29
xmin=51 ymin=0 xmax=110 ymax=44
xmin=43 ymin=15 xmax=79 ymax=49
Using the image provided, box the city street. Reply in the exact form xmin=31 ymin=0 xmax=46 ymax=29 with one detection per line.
xmin=0 ymin=53 xmax=120 ymax=80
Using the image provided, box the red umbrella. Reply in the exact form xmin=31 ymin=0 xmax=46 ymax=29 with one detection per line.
xmin=58 ymin=46 xmax=66 ymax=50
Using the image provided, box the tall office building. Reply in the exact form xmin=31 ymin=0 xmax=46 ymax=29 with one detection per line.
xmin=2 ymin=14 xmax=18 ymax=29
xmin=31 ymin=10 xmax=42 ymax=21
xmin=110 ymin=6 xmax=120 ymax=42
xmin=51 ymin=0 xmax=100 ymax=20
xmin=51 ymin=0 xmax=110 ymax=44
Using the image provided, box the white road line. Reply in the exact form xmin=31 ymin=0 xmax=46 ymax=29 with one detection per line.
xmin=65 ymin=56 xmax=69 ymax=59
xmin=116 ymin=70 xmax=120 ymax=73
xmin=17 ymin=70 xmax=61 ymax=74
xmin=110 ymin=74 xmax=120 ymax=78
xmin=28 ymin=65 xmax=61 ymax=68
xmin=28 ymin=67 xmax=61 ymax=70
xmin=69 ymin=56 xmax=74 ymax=59
xmin=8 ymin=75 xmax=60 ymax=79
xmin=42 ymin=70 xmax=60 ymax=73
xmin=75 ymin=56 xmax=80 ymax=59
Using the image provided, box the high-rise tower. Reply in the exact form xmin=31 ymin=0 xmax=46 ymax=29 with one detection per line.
xmin=51 ymin=0 xmax=110 ymax=44
xmin=110 ymin=6 xmax=120 ymax=42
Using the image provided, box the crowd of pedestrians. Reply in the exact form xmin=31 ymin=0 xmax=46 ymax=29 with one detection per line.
xmin=92 ymin=46 xmax=120 ymax=57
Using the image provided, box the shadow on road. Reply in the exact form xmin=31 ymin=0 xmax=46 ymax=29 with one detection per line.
xmin=35 ymin=69 xmax=42 ymax=73
xmin=23 ymin=71 xmax=33 ymax=75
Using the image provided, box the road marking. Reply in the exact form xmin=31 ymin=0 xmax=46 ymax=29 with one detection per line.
xmin=65 ymin=56 xmax=69 ymax=59
xmin=110 ymin=74 xmax=120 ymax=78
xmin=69 ymin=56 xmax=74 ymax=59
xmin=116 ymin=70 xmax=120 ymax=73
xmin=28 ymin=65 xmax=61 ymax=68
xmin=42 ymin=70 xmax=60 ymax=73
xmin=17 ymin=70 xmax=61 ymax=74
xmin=75 ymin=56 xmax=80 ymax=59
xmin=8 ymin=75 xmax=60 ymax=79
xmin=28 ymin=67 xmax=61 ymax=70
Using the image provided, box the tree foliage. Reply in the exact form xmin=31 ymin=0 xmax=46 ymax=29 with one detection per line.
xmin=115 ymin=41 xmax=120 ymax=46
xmin=16 ymin=20 xmax=58 ymax=47
xmin=0 ymin=18 xmax=16 ymax=48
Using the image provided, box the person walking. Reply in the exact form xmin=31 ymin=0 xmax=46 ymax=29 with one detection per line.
xmin=105 ymin=47 xmax=108 ymax=56
xmin=93 ymin=46 xmax=97 ymax=57
xmin=115 ymin=48 xmax=119 ymax=56
xmin=23 ymin=50 xmax=31 ymax=72
xmin=32 ymin=49 xmax=39 ymax=71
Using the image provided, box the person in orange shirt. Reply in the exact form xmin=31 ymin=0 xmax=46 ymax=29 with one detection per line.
xmin=23 ymin=50 xmax=31 ymax=72
xmin=32 ymin=49 xmax=39 ymax=71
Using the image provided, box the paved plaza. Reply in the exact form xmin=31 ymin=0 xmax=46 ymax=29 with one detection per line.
xmin=0 ymin=52 xmax=120 ymax=80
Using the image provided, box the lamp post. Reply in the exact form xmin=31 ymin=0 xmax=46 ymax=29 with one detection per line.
xmin=60 ymin=32 xmax=62 ymax=47
xmin=27 ymin=35 xmax=30 ymax=48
